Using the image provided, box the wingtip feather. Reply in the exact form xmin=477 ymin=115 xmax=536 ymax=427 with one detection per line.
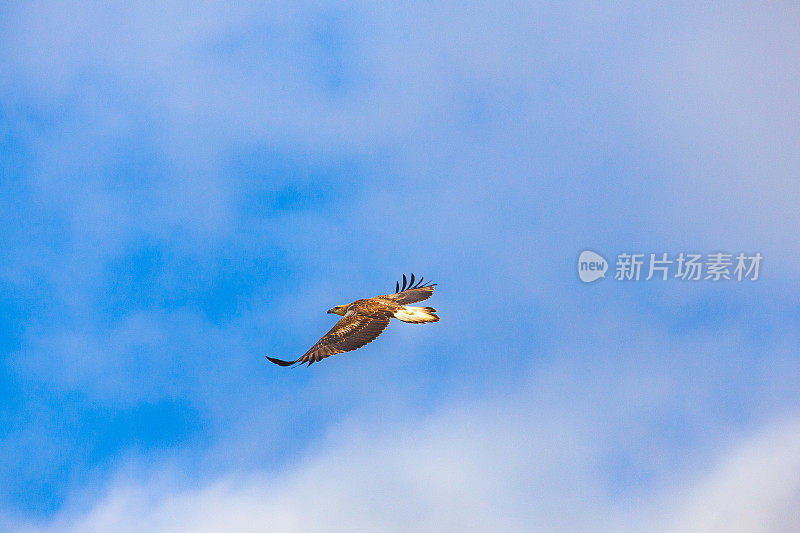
xmin=394 ymin=273 xmax=437 ymax=292
xmin=266 ymin=356 xmax=297 ymax=367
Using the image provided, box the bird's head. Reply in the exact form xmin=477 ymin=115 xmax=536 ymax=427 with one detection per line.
xmin=327 ymin=305 xmax=348 ymax=316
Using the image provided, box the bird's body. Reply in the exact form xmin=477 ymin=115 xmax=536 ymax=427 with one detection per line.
xmin=267 ymin=274 xmax=438 ymax=367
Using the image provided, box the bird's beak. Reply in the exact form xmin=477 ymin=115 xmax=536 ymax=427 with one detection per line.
xmin=327 ymin=308 xmax=334 ymax=314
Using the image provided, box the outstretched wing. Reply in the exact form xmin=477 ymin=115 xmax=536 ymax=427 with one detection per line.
xmin=267 ymin=310 xmax=391 ymax=367
xmin=383 ymin=273 xmax=437 ymax=305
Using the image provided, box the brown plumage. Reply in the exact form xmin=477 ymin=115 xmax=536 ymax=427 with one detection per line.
xmin=267 ymin=273 xmax=439 ymax=367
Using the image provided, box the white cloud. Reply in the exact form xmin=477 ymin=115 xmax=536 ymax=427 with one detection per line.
xmin=16 ymin=391 xmax=800 ymax=533
xmin=661 ymin=418 xmax=800 ymax=533
xmin=9 ymin=394 xmax=606 ymax=532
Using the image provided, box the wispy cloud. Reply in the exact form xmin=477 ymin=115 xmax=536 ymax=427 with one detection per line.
xmin=21 ymin=387 xmax=800 ymax=532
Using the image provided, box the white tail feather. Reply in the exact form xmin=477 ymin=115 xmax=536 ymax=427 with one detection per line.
xmin=394 ymin=306 xmax=440 ymax=323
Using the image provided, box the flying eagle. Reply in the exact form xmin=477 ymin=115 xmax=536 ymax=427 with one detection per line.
xmin=267 ymin=273 xmax=439 ymax=367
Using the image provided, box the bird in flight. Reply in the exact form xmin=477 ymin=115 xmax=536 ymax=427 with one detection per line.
xmin=267 ymin=273 xmax=439 ymax=367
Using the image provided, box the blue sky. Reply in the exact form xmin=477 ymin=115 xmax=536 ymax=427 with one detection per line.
xmin=1 ymin=2 xmax=800 ymax=531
